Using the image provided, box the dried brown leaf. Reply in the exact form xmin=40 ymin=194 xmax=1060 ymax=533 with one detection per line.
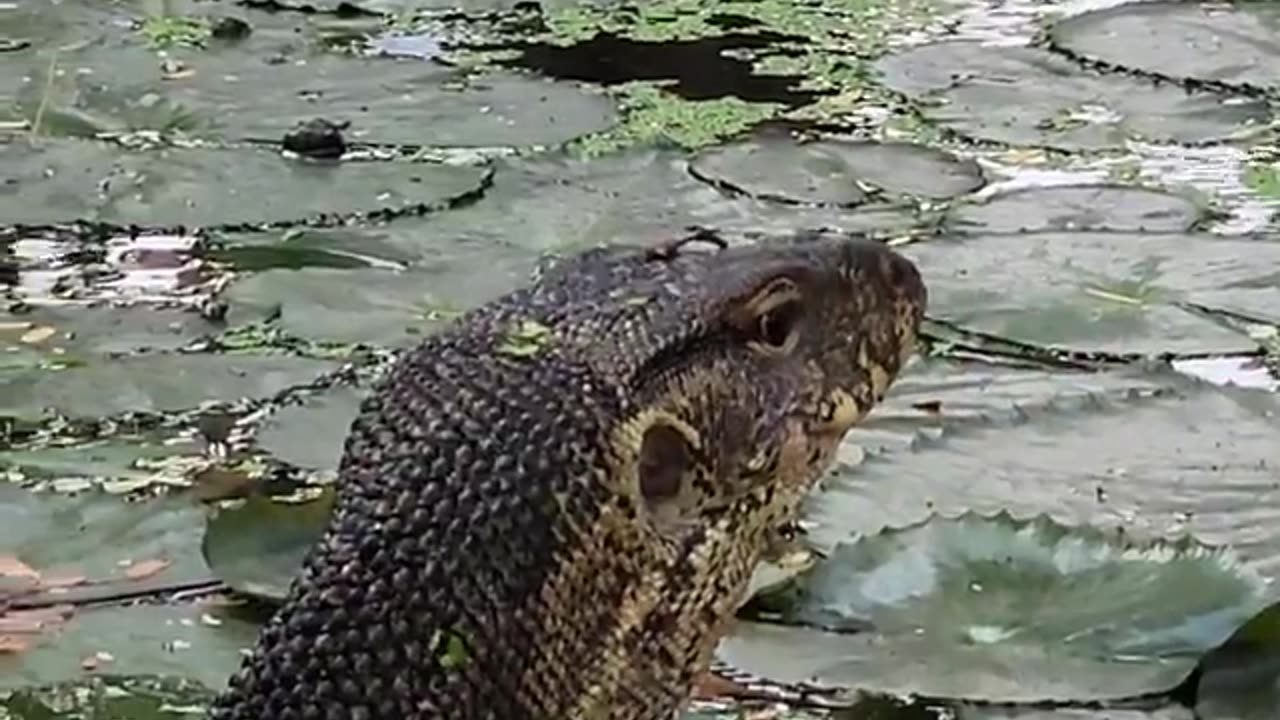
xmin=0 ymin=634 xmax=32 ymax=654
xmin=19 ymin=325 xmax=58 ymax=344
xmin=39 ymin=573 xmax=87 ymax=589
xmin=0 ymin=605 xmax=75 ymax=634
xmin=124 ymin=558 xmax=171 ymax=581
xmin=0 ymin=553 xmax=40 ymax=580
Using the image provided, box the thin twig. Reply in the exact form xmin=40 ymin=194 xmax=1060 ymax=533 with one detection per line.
xmin=28 ymin=48 xmax=60 ymax=144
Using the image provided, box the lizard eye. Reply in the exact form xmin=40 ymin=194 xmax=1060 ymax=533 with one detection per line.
xmin=755 ymin=298 xmax=802 ymax=350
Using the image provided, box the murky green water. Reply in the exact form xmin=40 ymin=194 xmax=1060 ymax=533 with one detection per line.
xmin=1 ymin=0 xmax=1278 ymax=718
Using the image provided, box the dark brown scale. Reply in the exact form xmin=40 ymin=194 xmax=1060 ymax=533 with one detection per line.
xmin=208 ymin=232 xmax=926 ymax=720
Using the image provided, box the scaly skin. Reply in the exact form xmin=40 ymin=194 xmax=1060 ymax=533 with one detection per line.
xmin=208 ymin=231 xmax=926 ymax=720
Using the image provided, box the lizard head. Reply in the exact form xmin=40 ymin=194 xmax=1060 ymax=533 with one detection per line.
xmin=507 ymin=230 xmax=926 ymax=711
xmin=528 ymin=230 xmax=925 ymax=536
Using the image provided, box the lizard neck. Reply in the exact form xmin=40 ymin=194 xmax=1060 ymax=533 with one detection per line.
xmin=208 ymin=344 xmax=685 ymax=720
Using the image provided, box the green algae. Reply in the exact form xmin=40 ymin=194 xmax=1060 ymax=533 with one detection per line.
xmin=514 ymin=0 xmax=946 ymax=154
xmin=571 ymin=83 xmax=782 ymax=157
xmin=1242 ymin=161 xmax=1280 ymax=201
xmin=138 ymin=15 xmax=212 ymax=50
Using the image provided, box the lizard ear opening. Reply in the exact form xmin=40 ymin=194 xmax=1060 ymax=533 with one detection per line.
xmin=639 ymin=424 xmax=690 ymax=505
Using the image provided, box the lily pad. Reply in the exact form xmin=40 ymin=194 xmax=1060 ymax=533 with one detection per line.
xmin=201 ymin=489 xmax=335 ymax=603
xmin=722 ymin=512 xmax=1269 ymax=703
xmin=900 ymin=231 xmax=1280 ymax=354
xmin=0 ymin=601 xmax=259 ymax=692
xmin=4 ymin=7 xmax=616 ymax=147
xmin=224 ymin=267 xmax=470 ymax=347
xmin=946 ymin=185 xmax=1207 ymax=234
xmin=843 ymin=357 xmax=1180 ymax=458
xmin=0 ymin=140 xmax=123 ymax=227
xmin=0 ymin=140 xmax=492 ymax=230
xmin=409 ymin=148 xmax=929 ymax=262
xmin=0 ymin=353 xmax=337 ymax=421
xmin=875 ymin=41 xmax=1268 ymax=150
xmin=211 ymin=243 xmax=377 ymax=272
xmin=1 ymin=674 xmax=215 ymax=720
xmin=0 ymin=304 xmax=218 ymax=357
xmin=0 ymin=434 xmax=204 ymax=494
xmin=0 ymin=2 xmax=122 ymax=107
xmin=254 ymin=385 xmax=367 ymax=471
xmin=0 ymin=484 xmax=210 ymax=587
xmin=1049 ymin=1 xmax=1280 ymax=92
xmin=689 ymin=136 xmax=985 ymax=205
xmin=212 ymin=226 xmax=422 ymax=268
xmin=806 ymin=383 xmax=1280 ymax=579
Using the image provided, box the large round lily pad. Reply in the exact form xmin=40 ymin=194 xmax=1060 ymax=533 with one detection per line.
xmin=875 ymin=41 xmax=1268 ymax=150
xmin=202 ymin=490 xmax=335 ymax=603
xmin=841 ymin=357 xmax=1181 ymax=459
xmin=0 ymin=304 xmax=217 ymax=356
xmin=689 ymin=137 xmax=985 ymax=205
xmin=407 ymin=148 xmax=928 ymax=263
xmin=721 ymin=512 xmax=1269 ymax=703
xmin=899 ymin=231 xmax=1280 ymax=354
xmin=0 ymin=433 xmax=204 ymax=494
xmin=1 ymin=675 xmax=215 ymax=720
xmin=0 ymin=353 xmax=337 ymax=421
xmin=3 ymin=7 xmax=616 ymax=147
xmin=807 ymin=384 xmax=1280 ymax=577
xmin=0 ymin=601 xmax=258 ymax=692
xmin=946 ymin=184 xmax=1207 ymax=234
xmin=224 ymin=267 xmax=472 ymax=347
xmin=0 ymin=140 xmax=490 ymax=229
xmin=1049 ymin=1 xmax=1280 ymax=92
xmin=254 ymin=385 xmax=367 ymax=471
xmin=0 ymin=484 xmax=210 ymax=586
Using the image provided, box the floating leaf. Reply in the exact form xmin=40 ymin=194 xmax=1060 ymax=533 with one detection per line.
xmin=0 ymin=304 xmax=216 ymax=356
xmin=689 ymin=136 xmax=985 ymax=205
xmin=876 ymin=41 xmax=1267 ymax=150
xmin=0 ymin=353 xmax=337 ymax=422
xmin=1049 ymin=1 xmax=1280 ymax=92
xmin=899 ymin=231 xmax=1280 ymax=354
xmin=409 ymin=149 xmax=926 ymax=262
xmin=254 ymin=385 xmax=367 ymax=472
xmin=0 ymin=141 xmax=492 ymax=230
xmin=723 ymin=511 xmax=1269 ymax=703
xmin=3 ymin=6 xmax=617 ymax=147
xmin=946 ymin=185 xmax=1206 ymax=235
xmin=201 ymin=490 xmax=335 ymax=603
xmin=807 ymin=384 xmax=1280 ymax=588
xmin=0 ymin=484 xmax=213 ymax=593
xmin=224 ymin=268 xmax=457 ymax=347
xmin=0 ymin=435 xmax=205 ymax=494
xmin=1 ymin=674 xmax=214 ymax=719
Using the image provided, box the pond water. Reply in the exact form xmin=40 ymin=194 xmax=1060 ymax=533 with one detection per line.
xmin=1 ymin=0 xmax=1277 ymax=718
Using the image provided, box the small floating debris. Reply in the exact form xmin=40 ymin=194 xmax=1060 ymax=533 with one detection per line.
xmin=1174 ymin=356 xmax=1279 ymax=393
xmin=282 ymin=118 xmax=349 ymax=160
